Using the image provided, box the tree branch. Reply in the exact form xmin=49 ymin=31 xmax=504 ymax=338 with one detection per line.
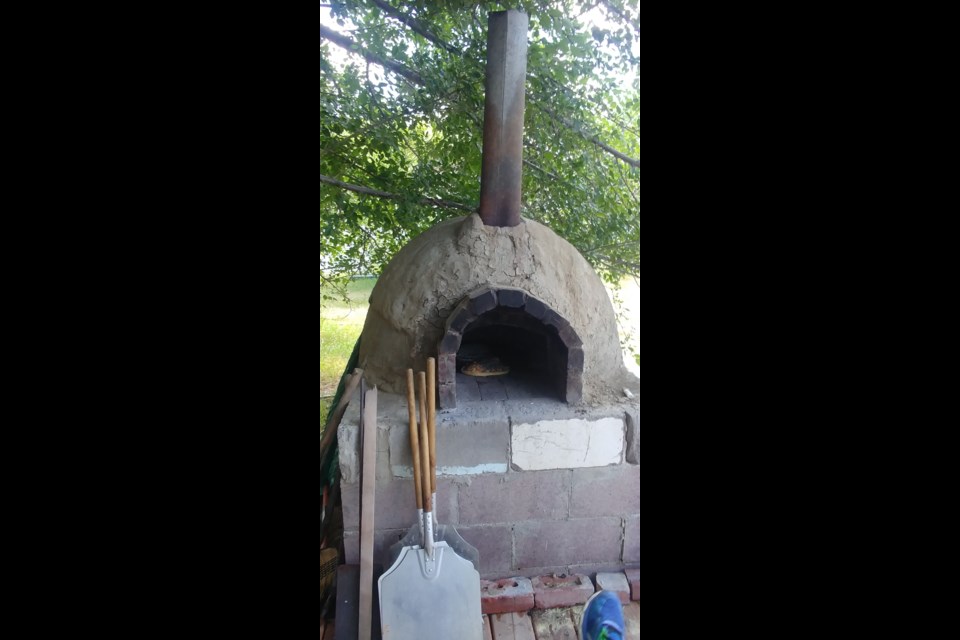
xmin=369 ymin=0 xmax=461 ymax=55
xmin=598 ymin=0 xmax=641 ymax=33
xmin=320 ymin=24 xmax=425 ymax=86
xmin=322 ymin=21 xmax=640 ymax=169
xmin=320 ymin=174 xmax=476 ymax=213
xmin=533 ymin=102 xmax=640 ymax=169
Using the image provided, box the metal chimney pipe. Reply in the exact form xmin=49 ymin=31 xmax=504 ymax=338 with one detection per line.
xmin=478 ymin=10 xmax=528 ymax=227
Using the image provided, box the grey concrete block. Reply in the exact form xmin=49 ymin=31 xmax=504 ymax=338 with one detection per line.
xmin=376 ymin=422 xmax=392 ymax=483
xmin=624 ymin=407 xmax=639 ymax=465
xmin=514 ymin=517 xmax=622 ymax=570
xmin=570 ymin=464 xmax=640 ymax=518
xmin=337 ymin=420 xmax=393 ymax=485
xmin=337 ymin=421 xmax=361 ymax=485
xmin=336 ymin=388 xmax=408 ymax=485
xmin=458 ymin=470 xmax=571 ymax=525
xmin=437 ymin=405 xmax=510 ymax=474
xmin=623 ymin=514 xmax=640 ymax=563
xmin=519 ymin=562 xmax=632 ymax=581
xmin=341 ymin=477 xmax=424 ymax=532
xmin=433 ymin=476 xmax=460 ymax=524
xmin=454 ymin=523 xmax=514 ymax=578
xmin=342 ymin=527 xmax=408 ymax=567
xmin=390 ymin=414 xmax=509 ymax=478
xmin=390 ymin=410 xmax=509 ymax=477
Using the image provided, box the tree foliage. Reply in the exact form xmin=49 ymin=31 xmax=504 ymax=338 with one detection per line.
xmin=321 ymin=0 xmax=639 ymax=295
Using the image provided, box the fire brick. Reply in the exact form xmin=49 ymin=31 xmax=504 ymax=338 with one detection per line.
xmin=567 ymin=346 xmax=584 ymax=370
xmin=439 ymin=329 xmax=462 ymax=353
xmin=522 ymin=296 xmax=547 ymax=319
xmin=437 ymin=353 xmax=457 ymax=380
xmin=531 ymin=573 xmax=595 ymax=609
xmin=438 ymin=382 xmax=456 ymax=409
xmin=497 ymin=287 xmax=527 ymax=308
xmin=595 ymin=572 xmax=630 ymax=604
xmin=557 ymin=322 xmax=583 ymax=347
xmin=480 ymin=577 xmax=535 ymax=614
xmin=468 ymin=288 xmax=498 ymax=315
xmin=540 ymin=307 xmax=563 ymax=331
xmin=447 ymin=306 xmax=475 ymax=333
xmin=625 ymin=568 xmax=640 ymax=601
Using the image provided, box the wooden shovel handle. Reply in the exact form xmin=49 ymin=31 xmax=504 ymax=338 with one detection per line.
xmin=406 ymin=369 xmax=422 ymax=510
xmin=427 ymin=357 xmax=437 ymax=494
xmin=417 ymin=371 xmax=431 ymax=513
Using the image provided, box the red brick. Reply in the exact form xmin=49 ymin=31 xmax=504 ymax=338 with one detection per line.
xmin=480 ymin=576 xmax=534 ymax=614
xmin=531 ymin=573 xmax=594 ymax=609
xmin=595 ymin=572 xmax=630 ymax=604
xmin=625 ymin=568 xmax=640 ymax=601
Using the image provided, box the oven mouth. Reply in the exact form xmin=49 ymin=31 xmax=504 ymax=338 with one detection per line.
xmin=437 ymin=286 xmax=583 ymax=408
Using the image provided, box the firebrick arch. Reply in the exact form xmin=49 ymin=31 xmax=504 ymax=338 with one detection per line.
xmin=436 ymin=286 xmax=583 ymax=409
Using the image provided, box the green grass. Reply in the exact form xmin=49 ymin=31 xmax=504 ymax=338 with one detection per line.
xmin=321 ymin=277 xmax=376 ymax=419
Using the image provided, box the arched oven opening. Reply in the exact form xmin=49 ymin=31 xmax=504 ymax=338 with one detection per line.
xmin=437 ymin=287 xmax=583 ymax=409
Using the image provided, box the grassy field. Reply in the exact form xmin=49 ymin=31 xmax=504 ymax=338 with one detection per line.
xmin=320 ymin=275 xmax=639 ymax=420
xmin=321 ymin=277 xmax=376 ymax=420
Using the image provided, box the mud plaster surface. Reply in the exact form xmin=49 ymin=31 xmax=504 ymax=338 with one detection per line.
xmin=358 ymin=214 xmax=638 ymax=404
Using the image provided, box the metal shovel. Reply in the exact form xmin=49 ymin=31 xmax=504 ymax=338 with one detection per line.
xmin=387 ymin=359 xmax=480 ymax=570
xmin=378 ymin=372 xmax=483 ymax=639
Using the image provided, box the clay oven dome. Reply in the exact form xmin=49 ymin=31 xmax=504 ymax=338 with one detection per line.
xmin=358 ymin=213 xmax=631 ymax=406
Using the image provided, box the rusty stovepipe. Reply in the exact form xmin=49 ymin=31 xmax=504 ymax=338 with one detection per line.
xmin=478 ymin=10 xmax=528 ymax=228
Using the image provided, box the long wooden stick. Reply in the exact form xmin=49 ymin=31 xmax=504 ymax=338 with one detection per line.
xmin=358 ymin=385 xmax=377 ymax=640
xmin=426 ymin=357 xmax=437 ymax=495
xmin=418 ymin=372 xmax=430 ymax=512
xmin=417 ymin=372 xmax=434 ymax=557
xmin=406 ymin=369 xmax=422 ymax=511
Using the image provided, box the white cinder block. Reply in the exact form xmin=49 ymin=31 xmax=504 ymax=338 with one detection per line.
xmin=511 ymin=417 xmax=624 ymax=470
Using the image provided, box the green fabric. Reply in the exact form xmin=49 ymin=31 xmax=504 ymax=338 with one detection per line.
xmin=320 ymin=336 xmax=360 ymax=488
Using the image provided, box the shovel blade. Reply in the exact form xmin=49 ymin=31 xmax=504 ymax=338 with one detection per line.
xmin=378 ymin=542 xmax=482 ymax=640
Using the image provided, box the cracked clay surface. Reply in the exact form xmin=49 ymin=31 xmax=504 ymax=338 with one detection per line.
xmin=357 ymin=213 xmax=635 ymax=404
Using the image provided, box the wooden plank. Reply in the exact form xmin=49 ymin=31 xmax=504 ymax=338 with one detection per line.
xmin=358 ymin=385 xmax=378 ymax=640
xmin=623 ymin=602 xmax=641 ymax=640
xmin=482 ymin=615 xmax=494 ymax=640
xmin=489 ymin=611 xmax=536 ymax=640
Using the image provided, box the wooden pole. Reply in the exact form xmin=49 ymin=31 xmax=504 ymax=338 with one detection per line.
xmin=358 ymin=384 xmax=378 ymax=640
